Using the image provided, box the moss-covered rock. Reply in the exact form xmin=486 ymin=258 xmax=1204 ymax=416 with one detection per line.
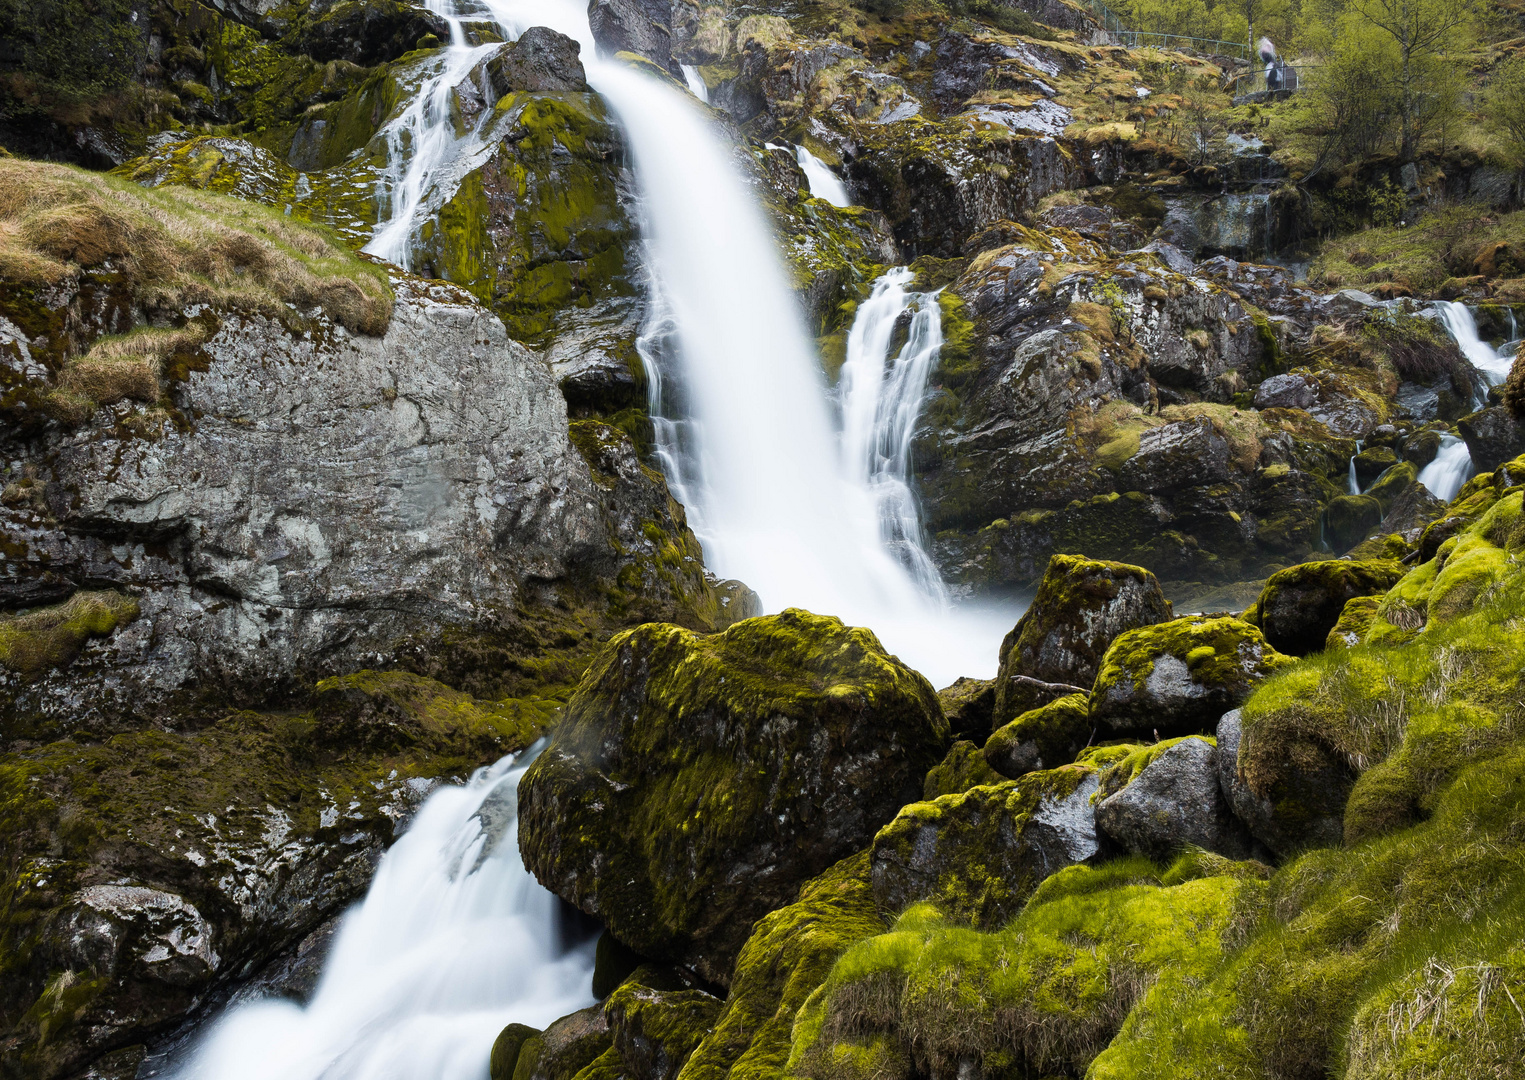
xmin=921 ymin=740 xmax=1004 ymax=800
xmin=676 ymin=851 xmax=885 ymax=1080
xmin=1324 ymin=493 xmax=1386 ymax=553
xmin=982 ymin=692 xmax=1091 ymax=779
xmin=869 ymin=763 xmax=1101 ymax=928
xmin=606 ymin=974 xmax=724 ymax=1080
xmin=1250 ymin=558 xmax=1406 ymax=656
xmin=789 ymin=865 xmax=1254 ymax=1080
xmin=1094 ymin=736 xmax=1252 ymax=861
xmin=518 ymin=610 xmax=947 ymax=985
xmin=310 ymin=670 xmax=551 ymax=756
xmin=519 ymin=1004 xmax=613 ymax=1080
xmin=1325 ymin=595 xmax=1382 ymax=650
xmin=1090 ymin=616 xmax=1294 ymax=738
xmin=993 ymin=554 xmax=1172 ymax=727
xmin=493 ymin=1023 xmax=542 ymax=1080
xmin=935 ymin=676 xmax=995 ymax=742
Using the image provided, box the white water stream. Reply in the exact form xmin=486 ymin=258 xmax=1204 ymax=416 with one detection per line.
xmin=1434 ymin=301 xmax=1518 ymax=387
xmin=794 ymin=145 xmax=851 ymax=207
xmin=169 ymin=748 xmax=595 ymax=1080
xmin=1418 ymin=433 xmax=1473 ymax=503
xmin=681 ymin=64 xmax=709 ymax=102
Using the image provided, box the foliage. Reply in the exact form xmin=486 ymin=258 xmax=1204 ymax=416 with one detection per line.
xmin=1485 ymin=53 xmax=1525 ymax=170
xmin=0 ymin=0 xmax=144 ymax=115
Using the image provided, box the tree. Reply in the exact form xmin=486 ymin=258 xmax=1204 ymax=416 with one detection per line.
xmin=1486 ymin=55 xmax=1525 ymax=171
xmin=1347 ymin=0 xmax=1476 ymax=162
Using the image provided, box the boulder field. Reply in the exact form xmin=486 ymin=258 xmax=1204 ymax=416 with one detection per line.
xmin=2 ymin=0 xmax=1525 ymax=1078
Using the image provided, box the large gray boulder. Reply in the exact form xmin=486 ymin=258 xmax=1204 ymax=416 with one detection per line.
xmin=1094 ymin=736 xmax=1253 ymax=860
xmin=485 ymin=26 xmax=589 ymax=95
xmin=1117 ymin=418 xmax=1232 ymax=494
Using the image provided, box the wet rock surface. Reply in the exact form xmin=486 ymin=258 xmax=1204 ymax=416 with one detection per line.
xmin=1095 ymin=736 xmax=1253 ymax=860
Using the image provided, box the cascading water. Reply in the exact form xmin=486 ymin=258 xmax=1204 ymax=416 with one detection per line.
xmin=1433 ymin=301 xmax=1518 ymax=387
xmin=363 ymin=2 xmax=504 ymax=268
xmin=1418 ymin=434 xmax=1473 ymax=503
xmin=681 ymin=64 xmax=709 ymax=103
xmin=167 ymin=747 xmax=595 ymax=1080
xmin=838 ymin=268 xmax=946 ymax=594
xmin=794 ymin=145 xmax=852 ymax=207
xmin=1347 ymin=440 xmax=1363 ymax=495
xmin=361 ymin=0 xmax=1011 ymax=681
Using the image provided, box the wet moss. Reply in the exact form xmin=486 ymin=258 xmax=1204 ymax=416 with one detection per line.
xmin=922 ymin=740 xmax=1004 ymax=799
xmin=983 ymin=693 xmax=1091 ymax=779
xmin=678 ymin=852 xmax=886 ymax=1080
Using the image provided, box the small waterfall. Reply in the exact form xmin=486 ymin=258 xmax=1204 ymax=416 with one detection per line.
xmin=1418 ymin=434 xmax=1473 ymax=503
xmin=1433 ymin=301 xmax=1516 ymax=386
xmin=363 ymin=2 xmax=503 ymax=268
xmin=167 ymin=747 xmax=596 ymax=1080
xmin=794 ymin=145 xmax=851 ymax=207
xmin=1347 ymin=440 xmax=1363 ymax=495
xmin=838 ymin=269 xmax=946 ymax=595
xmin=681 ymin=64 xmax=709 ymax=103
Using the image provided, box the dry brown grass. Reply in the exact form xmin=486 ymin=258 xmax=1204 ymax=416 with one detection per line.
xmin=0 ymin=159 xmax=392 ymax=336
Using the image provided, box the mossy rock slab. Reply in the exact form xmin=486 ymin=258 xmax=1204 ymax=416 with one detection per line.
xmin=518 ymin=610 xmax=947 ymax=985
xmin=993 ymin=554 xmax=1172 ymax=728
xmin=518 ymin=1005 xmax=612 ymax=1080
xmin=922 ymin=739 xmax=1005 ymax=799
xmin=1094 ymin=736 xmax=1253 ymax=861
xmin=1090 ymin=616 xmax=1294 ymax=738
xmin=983 ymin=692 xmax=1091 ymax=779
xmin=311 ymin=670 xmax=553 ymax=755
xmin=676 ymin=851 xmax=885 ymax=1080
xmin=1325 ymin=595 xmax=1382 ymax=650
xmin=1324 ymin=493 xmax=1386 ymax=553
xmin=1251 ymin=558 xmax=1406 ymax=656
xmin=869 ymin=764 xmax=1101 ymax=928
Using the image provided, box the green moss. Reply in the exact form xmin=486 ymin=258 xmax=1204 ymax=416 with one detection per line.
xmin=0 ymin=591 xmax=139 ymax=676
xmin=1326 ymin=595 xmax=1382 ymax=650
xmin=1095 ymin=736 xmax=1215 ymax=802
xmin=678 ymin=852 xmax=886 ymax=1080
xmin=1091 ymin=616 xmax=1294 ymax=736
xmin=983 ymin=693 xmax=1091 ymax=778
xmin=310 ymin=669 xmax=556 ymax=756
xmin=791 ymin=868 xmax=1249 ymax=1080
xmin=606 ymin=977 xmax=723 ymax=1080
xmin=493 ymin=1024 xmax=542 ymax=1080
xmin=922 ymin=740 xmax=1004 ymax=799
xmin=870 ymin=764 xmax=1098 ymax=928
xmin=1366 ymin=461 xmax=1419 ymax=514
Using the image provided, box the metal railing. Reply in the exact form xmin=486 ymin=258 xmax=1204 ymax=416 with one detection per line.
xmin=1076 ymin=0 xmax=1251 ymax=59
xmin=1227 ymin=64 xmax=1313 ymax=98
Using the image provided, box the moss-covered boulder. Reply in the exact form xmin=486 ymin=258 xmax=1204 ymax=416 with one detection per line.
xmin=518 ymin=610 xmax=946 ymax=985
xmin=922 ymin=740 xmax=1005 ymax=799
xmin=1325 ymin=493 xmax=1386 ymax=552
xmin=493 ymin=1024 xmax=542 ymax=1080
xmin=1090 ymin=616 xmax=1294 ymax=738
xmin=982 ymin=692 xmax=1091 ymax=779
xmin=1094 ymin=737 xmax=1253 ymax=861
xmin=788 ymin=864 xmax=1257 ymax=1080
xmin=1326 ymin=595 xmax=1382 ymax=650
xmin=1250 ymin=559 xmax=1406 ymax=656
xmin=869 ymin=764 xmax=1101 ymax=928
xmin=606 ymin=972 xmax=724 ymax=1080
xmin=516 ymin=1005 xmax=613 ymax=1080
xmin=935 ymin=676 xmax=995 ymax=741
xmin=676 ymin=851 xmax=885 ymax=1080
xmin=993 ymin=555 xmax=1172 ymax=727
xmin=310 ymin=670 xmax=551 ymax=755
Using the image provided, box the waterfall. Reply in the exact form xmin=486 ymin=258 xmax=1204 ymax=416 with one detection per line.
xmin=838 ymin=269 xmax=946 ymax=595
xmin=794 ymin=145 xmax=852 ymax=207
xmin=166 ymin=747 xmax=596 ymax=1080
xmin=355 ymin=0 xmax=1012 ymax=684
xmin=1433 ymin=301 xmax=1517 ymax=386
xmin=363 ymin=3 xmax=503 ymax=268
xmin=1418 ymin=434 xmax=1472 ymax=503
xmin=681 ymin=64 xmax=709 ymax=103
xmin=1347 ymin=440 xmax=1363 ymax=495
